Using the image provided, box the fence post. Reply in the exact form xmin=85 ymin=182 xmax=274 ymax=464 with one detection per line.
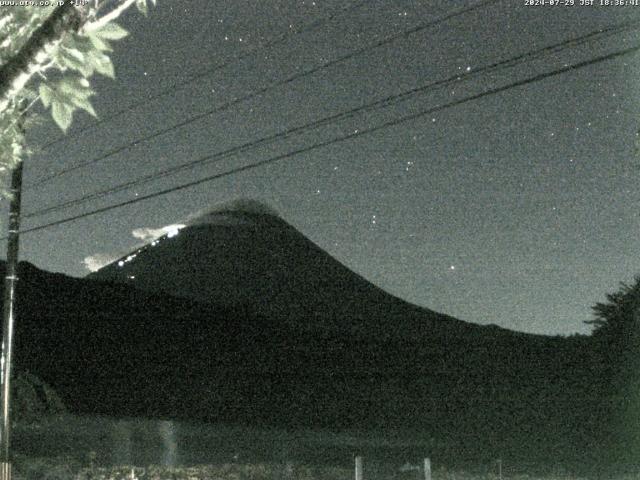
xmin=424 ymin=458 xmax=431 ymax=480
xmin=355 ymin=455 xmax=363 ymax=480
xmin=497 ymin=459 xmax=502 ymax=480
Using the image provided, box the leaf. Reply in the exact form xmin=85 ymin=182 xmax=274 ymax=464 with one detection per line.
xmin=136 ymin=0 xmax=148 ymax=16
xmin=70 ymin=32 xmax=110 ymax=57
xmin=59 ymin=46 xmax=93 ymax=76
xmin=39 ymin=84 xmax=53 ymax=108
xmin=73 ymin=97 xmax=97 ymax=118
xmin=62 ymin=46 xmax=84 ymax=63
xmin=51 ymin=49 xmax=68 ymax=72
xmin=60 ymin=80 xmax=97 ymax=117
xmin=41 ymin=77 xmax=97 ymax=129
xmin=51 ymin=101 xmax=73 ymax=132
xmin=92 ymin=22 xmax=128 ymax=41
xmin=87 ymin=33 xmax=113 ymax=52
xmin=90 ymin=51 xmax=115 ymax=78
xmin=56 ymin=77 xmax=93 ymax=100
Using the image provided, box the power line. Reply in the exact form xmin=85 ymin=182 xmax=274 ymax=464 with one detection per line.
xmin=14 ymin=43 xmax=639 ymax=238
xmin=28 ymin=0 xmax=500 ymax=188
xmin=24 ymin=19 xmax=640 ymax=220
xmin=38 ymin=0 xmax=369 ymax=150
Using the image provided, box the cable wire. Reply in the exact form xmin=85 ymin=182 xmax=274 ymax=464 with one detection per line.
xmin=28 ymin=0 xmax=500 ymax=188
xmin=23 ymin=19 xmax=640 ymax=219
xmin=38 ymin=0 xmax=369 ymax=150
xmin=13 ymin=43 xmax=639 ymax=238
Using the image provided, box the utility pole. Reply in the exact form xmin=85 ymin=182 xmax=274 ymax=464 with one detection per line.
xmin=0 ymin=152 xmax=24 ymax=480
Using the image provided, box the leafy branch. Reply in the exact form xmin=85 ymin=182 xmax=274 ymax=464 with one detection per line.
xmin=0 ymin=0 xmax=156 ymax=194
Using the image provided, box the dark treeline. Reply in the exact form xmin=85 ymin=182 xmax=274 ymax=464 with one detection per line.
xmin=582 ymin=277 xmax=640 ymax=469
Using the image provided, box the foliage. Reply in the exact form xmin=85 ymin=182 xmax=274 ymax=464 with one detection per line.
xmin=12 ymin=371 xmax=66 ymax=423
xmin=587 ymin=276 xmax=640 ymax=460
xmin=0 ymin=0 xmax=156 ymax=194
xmin=586 ymin=275 xmax=640 ymax=395
xmin=587 ymin=275 xmax=640 ymax=337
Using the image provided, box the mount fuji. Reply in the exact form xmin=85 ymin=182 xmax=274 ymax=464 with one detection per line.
xmin=89 ymin=200 xmax=503 ymax=340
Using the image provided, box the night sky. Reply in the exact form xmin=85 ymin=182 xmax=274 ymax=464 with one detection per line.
xmin=8 ymin=0 xmax=640 ymax=335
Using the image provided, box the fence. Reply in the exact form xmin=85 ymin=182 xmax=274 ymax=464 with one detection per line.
xmin=352 ymin=456 xmax=431 ymax=480
xmin=351 ymin=456 xmax=509 ymax=480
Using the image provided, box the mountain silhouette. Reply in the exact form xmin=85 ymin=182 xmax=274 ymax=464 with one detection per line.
xmin=88 ymin=200 xmax=507 ymax=340
xmin=82 ymin=201 xmax=609 ymax=465
xmin=0 ymin=201 xmax=613 ymax=468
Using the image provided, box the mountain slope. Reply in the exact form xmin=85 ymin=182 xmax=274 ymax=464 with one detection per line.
xmin=88 ymin=201 xmax=503 ymax=340
xmin=0 ymin=260 xmax=607 ymax=465
xmin=80 ymin=201 xmax=610 ymax=461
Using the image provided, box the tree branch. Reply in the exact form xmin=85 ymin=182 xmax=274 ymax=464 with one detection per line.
xmin=0 ymin=3 xmax=84 ymax=114
xmin=84 ymin=0 xmax=137 ymax=32
xmin=0 ymin=13 xmax=13 ymax=32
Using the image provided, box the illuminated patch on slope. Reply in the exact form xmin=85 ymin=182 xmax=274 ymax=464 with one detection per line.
xmin=166 ymin=225 xmax=182 ymax=238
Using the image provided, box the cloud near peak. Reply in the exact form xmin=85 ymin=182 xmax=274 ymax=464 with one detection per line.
xmin=83 ymin=223 xmax=186 ymax=273
xmin=131 ymin=224 xmax=185 ymax=242
xmin=83 ymin=253 xmax=121 ymax=272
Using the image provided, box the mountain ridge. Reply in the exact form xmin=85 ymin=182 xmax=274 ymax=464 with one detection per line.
xmin=0 ymin=259 xmax=607 ymax=467
xmin=0 ymin=201 xmax=609 ymax=465
xmin=87 ymin=202 xmax=538 ymax=341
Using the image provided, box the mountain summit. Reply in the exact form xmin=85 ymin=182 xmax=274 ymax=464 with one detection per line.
xmin=88 ymin=199 xmax=476 ymax=339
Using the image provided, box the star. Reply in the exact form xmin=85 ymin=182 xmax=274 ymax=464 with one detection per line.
xmin=23 ymin=0 xmax=634 ymax=338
